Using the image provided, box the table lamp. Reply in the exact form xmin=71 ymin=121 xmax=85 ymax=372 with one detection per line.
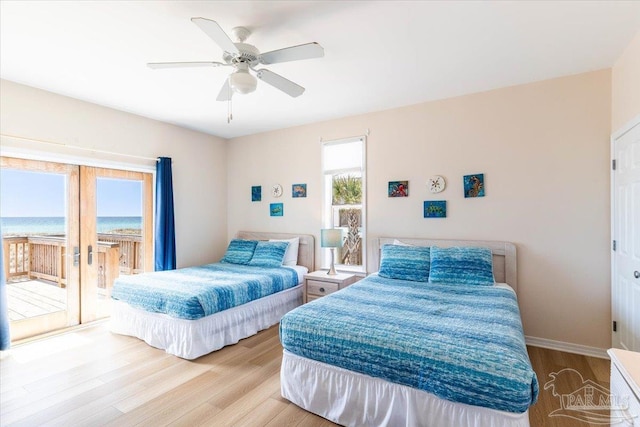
xmin=321 ymin=228 xmax=343 ymax=275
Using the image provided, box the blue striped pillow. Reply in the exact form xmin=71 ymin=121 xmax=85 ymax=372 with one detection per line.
xmin=378 ymin=244 xmax=430 ymax=282
xmin=429 ymin=246 xmax=495 ymax=286
xmin=248 ymin=241 xmax=289 ymax=267
xmin=220 ymin=239 xmax=258 ymax=265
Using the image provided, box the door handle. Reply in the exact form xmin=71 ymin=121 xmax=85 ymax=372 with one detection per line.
xmin=73 ymin=246 xmax=80 ymax=266
xmin=88 ymin=245 xmax=93 ymax=266
xmin=635 ymin=271 xmax=640 ymax=279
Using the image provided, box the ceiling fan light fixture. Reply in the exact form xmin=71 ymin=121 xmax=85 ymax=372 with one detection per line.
xmin=230 ymin=68 xmax=257 ymax=94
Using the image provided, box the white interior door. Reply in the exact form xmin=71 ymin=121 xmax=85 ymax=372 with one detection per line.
xmin=612 ymin=116 xmax=640 ymax=351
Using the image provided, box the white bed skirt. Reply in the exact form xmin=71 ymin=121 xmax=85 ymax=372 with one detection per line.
xmin=281 ymin=350 xmax=530 ymax=427
xmin=110 ymin=285 xmax=302 ymax=359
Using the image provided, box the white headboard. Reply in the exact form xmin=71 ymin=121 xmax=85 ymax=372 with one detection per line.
xmin=235 ymin=231 xmax=315 ymax=272
xmin=373 ymin=237 xmax=517 ymax=292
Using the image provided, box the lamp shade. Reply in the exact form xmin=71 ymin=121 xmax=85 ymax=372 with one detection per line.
xmin=321 ymin=229 xmax=343 ymax=248
xmin=230 ymin=69 xmax=257 ymax=94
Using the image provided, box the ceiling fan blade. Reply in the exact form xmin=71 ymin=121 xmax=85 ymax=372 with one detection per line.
xmin=191 ymin=18 xmax=239 ymax=55
xmin=216 ymin=78 xmax=233 ymax=101
xmin=147 ymin=61 xmax=224 ymax=69
xmin=256 ymin=69 xmax=305 ymax=97
xmin=259 ymin=42 xmax=324 ymax=65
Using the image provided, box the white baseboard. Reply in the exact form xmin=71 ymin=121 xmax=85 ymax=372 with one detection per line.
xmin=525 ymin=336 xmax=609 ymax=359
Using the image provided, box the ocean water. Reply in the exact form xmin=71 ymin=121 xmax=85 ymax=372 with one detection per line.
xmin=1 ymin=216 xmax=142 ymax=236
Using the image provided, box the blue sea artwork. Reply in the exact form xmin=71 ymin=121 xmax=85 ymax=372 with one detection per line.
xmin=464 ymin=174 xmax=485 ymax=198
xmin=424 ymin=201 xmax=447 ymax=218
xmin=251 ymin=186 xmax=262 ymax=202
xmin=388 ymin=181 xmax=409 ymax=197
xmin=292 ymin=183 xmax=307 ymax=198
xmin=270 ymin=203 xmax=284 ymax=217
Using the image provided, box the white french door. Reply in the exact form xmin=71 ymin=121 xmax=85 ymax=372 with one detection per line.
xmin=611 ymin=116 xmax=640 ymax=352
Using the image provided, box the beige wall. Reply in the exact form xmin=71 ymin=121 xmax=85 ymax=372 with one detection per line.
xmin=228 ymin=70 xmax=612 ymax=350
xmin=612 ymin=30 xmax=640 ymax=131
xmin=0 ymin=79 xmax=228 ymax=268
xmin=0 ymin=64 xmax=618 ymax=350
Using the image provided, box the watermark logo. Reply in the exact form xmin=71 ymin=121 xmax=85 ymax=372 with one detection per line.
xmin=544 ymin=368 xmax=636 ymax=425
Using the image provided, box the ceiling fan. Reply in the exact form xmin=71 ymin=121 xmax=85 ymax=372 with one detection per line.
xmin=148 ymin=17 xmax=324 ymax=101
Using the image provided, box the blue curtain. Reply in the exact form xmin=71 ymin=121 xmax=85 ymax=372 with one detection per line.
xmin=0 ymin=222 xmax=10 ymax=350
xmin=154 ymin=157 xmax=176 ymax=271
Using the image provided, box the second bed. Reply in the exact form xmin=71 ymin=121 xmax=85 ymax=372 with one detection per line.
xmin=110 ymin=231 xmax=314 ymax=359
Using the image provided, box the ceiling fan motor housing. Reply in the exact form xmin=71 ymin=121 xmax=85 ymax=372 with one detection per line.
xmin=223 ymin=43 xmax=260 ymax=65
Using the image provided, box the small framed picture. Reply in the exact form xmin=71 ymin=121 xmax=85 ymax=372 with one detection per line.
xmin=464 ymin=174 xmax=485 ymax=198
xmin=388 ymin=181 xmax=409 ymax=197
xmin=292 ymin=183 xmax=307 ymax=198
xmin=424 ymin=200 xmax=447 ymax=218
xmin=270 ymin=203 xmax=284 ymax=217
xmin=251 ymin=186 xmax=262 ymax=202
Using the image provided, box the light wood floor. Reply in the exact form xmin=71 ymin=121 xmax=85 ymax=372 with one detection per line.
xmin=0 ymin=322 xmax=610 ymax=427
xmin=527 ymin=345 xmax=611 ymax=427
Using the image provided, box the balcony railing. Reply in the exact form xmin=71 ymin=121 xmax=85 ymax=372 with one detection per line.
xmin=96 ymin=233 xmax=144 ymax=275
xmin=2 ymin=234 xmax=143 ymax=290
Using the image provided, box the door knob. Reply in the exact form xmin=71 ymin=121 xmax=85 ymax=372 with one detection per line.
xmin=635 ymin=271 xmax=640 ymax=279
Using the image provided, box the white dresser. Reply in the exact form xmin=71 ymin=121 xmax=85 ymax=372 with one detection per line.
xmin=608 ymin=348 xmax=640 ymax=426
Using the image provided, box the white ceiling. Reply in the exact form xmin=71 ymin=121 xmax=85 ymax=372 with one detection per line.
xmin=1 ymin=1 xmax=639 ymax=140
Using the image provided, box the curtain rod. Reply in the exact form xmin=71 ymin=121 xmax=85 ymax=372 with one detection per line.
xmin=0 ymin=133 xmax=159 ymax=162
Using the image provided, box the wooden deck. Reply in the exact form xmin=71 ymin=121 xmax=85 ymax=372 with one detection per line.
xmin=6 ymin=279 xmax=67 ymax=321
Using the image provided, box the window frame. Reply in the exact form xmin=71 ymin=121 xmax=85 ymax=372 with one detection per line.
xmin=321 ymin=136 xmax=367 ymax=273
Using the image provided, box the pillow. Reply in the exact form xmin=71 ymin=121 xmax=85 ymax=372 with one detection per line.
xmin=393 ymin=239 xmax=413 ymax=246
xmin=269 ymin=237 xmax=300 ymax=266
xmin=428 ymin=246 xmax=495 ymax=286
xmin=248 ymin=241 xmax=290 ymax=267
xmin=220 ymin=239 xmax=258 ymax=265
xmin=378 ymin=244 xmax=430 ymax=282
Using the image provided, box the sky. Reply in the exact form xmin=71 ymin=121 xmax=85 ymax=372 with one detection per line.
xmin=0 ymin=169 xmax=142 ymax=217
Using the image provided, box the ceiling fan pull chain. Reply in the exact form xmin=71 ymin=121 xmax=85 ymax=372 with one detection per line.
xmin=227 ymin=103 xmax=232 ymax=123
xmin=227 ymin=80 xmax=233 ymax=123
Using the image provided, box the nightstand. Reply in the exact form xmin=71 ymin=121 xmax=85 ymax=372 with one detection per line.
xmin=304 ymin=271 xmax=357 ymax=303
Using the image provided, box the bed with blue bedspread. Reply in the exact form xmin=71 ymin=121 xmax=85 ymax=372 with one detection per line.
xmin=111 ymin=263 xmax=299 ymax=320
xmin=279 ymin=237 xmax=538 ymax=427
xmin=110 ymin=231 xmax=314 ymax=359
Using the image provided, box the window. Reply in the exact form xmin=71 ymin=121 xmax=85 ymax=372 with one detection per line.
xmin=322 ymin=136 xmax=366 ymax=272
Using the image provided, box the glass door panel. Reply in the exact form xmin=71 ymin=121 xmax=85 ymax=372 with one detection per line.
xmin=80 ymin=167 xmax=153 ymax=322
xmin=1 ymin=157 xmax=80 ymax=340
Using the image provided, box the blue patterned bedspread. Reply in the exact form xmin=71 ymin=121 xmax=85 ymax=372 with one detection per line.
xmin=280 ymin=273 xmax=539 ymax=413
xmin=111 ymin=263 xmax=299 ymax=320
